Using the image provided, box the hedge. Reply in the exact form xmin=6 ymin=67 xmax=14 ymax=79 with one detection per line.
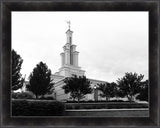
xmin=39 ymin=96 xmax=55 ymax=100
xmin=12 ymin=92 xmax=34 ymax=99
xmin=12 ymin=99 xmax=65 ymax=116
xmin=66 ymin=100 xmax=129 ymax=103
xmin=66 ymin=102 xmax=149 ymax=109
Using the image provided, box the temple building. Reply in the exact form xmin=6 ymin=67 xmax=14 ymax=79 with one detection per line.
xmin=52 ymin=22 xmax=107 ymax=101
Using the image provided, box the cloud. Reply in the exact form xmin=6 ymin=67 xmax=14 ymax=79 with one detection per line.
xmin=12 ymin=12 xmax=148 ymax=82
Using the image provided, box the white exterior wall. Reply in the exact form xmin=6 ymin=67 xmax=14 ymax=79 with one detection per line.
xmin=71 ymin=45 xmax=76 ymax=52
xmin=53 ymin=76 xmax=107 ymax=101
xmin=64 ymin=49 xmax=70 ymax=65
xmin=58 ymin=66 xmax=85 ymax=78
xmin=73 ymin=53 xmax=76 ymax=66
xmin=67 ymin=35 xmax=72 ymax=44
xmin=74 ymin=52 xmax=79 ymax=67
xmin=60 ymin=53 xmax=65 ymax=66
xmin=66 ymin=30 xmax=73 ymax=44
xmin=54 ymin=79 xmax=70 ymax=101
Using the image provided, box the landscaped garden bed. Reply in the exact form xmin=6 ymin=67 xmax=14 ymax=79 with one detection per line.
xmin=12 ymin=99 xmax=65 ymax=116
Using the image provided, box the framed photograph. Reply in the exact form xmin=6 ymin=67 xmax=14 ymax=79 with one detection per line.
xmin=0 ymin=0 xmax=159 ymax=127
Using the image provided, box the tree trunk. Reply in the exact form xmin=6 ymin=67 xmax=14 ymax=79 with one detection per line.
xmin=130 ymin=95 xmax=133 ymax=102
xmin=128 ymin=95 xmax=133 ymax=103
xmin=35 ymin=95 xmax=38 ymax=99
xmin=77 ymin=98 xmax=80 ymax=104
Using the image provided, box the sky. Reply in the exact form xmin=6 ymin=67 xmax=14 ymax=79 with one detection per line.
xmin=12 ymin=11 xmax=148 ymax=82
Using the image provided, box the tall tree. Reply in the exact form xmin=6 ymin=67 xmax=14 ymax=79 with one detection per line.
xmin=12 ymin=49 xmax=24 ymax=90
xmin=117 ymin=72 xmax=144 ymax=102
xmin=136 ymin=80 xmax=148 ymax=101
xmin=26 ymin=62 xmax=54 ymax=99
xmin=97 ymin=82 xmax=117 ymax=101
xmin=62 ymin=75 xmax=92 ymax=102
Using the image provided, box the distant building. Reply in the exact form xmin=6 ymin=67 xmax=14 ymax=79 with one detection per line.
xmin=52 ymin=24 xmax=107 ymax=101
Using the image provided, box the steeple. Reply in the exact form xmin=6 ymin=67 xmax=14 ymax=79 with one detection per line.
xmin=61 ymin=22 xmax=78 ymax=67
xmin=66 ymin=21 xmax=73 ymax=44
xmin=57 ymin=22 xmax=85 ymax=77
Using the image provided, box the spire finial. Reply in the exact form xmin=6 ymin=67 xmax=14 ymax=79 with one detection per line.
xmin=66 ymin=20 xmax=71 ymax=30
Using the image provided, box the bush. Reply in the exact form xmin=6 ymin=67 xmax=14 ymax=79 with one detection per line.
xmin=12 ymin=99 xmax=65 ymax=116
xmin=12 ymin=92 xmax=34 ymax=99
xmin=66 ymin=100 xmax=127 ymax=103
xmin=39 ymin=96 xmax=55 ymax=100
xmin=65 ymin=102 xmax=148 ymax=109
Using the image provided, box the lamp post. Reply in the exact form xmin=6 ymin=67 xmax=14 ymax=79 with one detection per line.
xmin=94 ymin=85 xmax=98 ymax=101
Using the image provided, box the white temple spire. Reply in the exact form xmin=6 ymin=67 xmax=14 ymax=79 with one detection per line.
xmin=56 ymin=22 xmax=85 ymax=77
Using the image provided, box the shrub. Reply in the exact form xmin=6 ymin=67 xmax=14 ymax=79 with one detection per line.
xmin=12 ymin=99 xmax=65 ymax=116
xmin=12 ymin=92 xmax=34 ymax=99
xmin=39 ymin=96 xmax=55 ymax=100
xmin=66 ymin=100 xmax=126 ymax=103
xmin=65 ymin=102 xmax=148 ymax=109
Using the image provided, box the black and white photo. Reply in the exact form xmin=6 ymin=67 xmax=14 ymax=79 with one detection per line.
xmin=11 ymin=11 xmax=149 ymax=117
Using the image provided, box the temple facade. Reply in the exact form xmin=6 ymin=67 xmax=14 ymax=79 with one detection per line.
xmin=52 ymin=24 xmax=107 ymax=101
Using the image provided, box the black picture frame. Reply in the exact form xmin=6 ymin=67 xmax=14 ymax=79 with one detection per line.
xmin=0 ymin=0 xmax=159 ymax=127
